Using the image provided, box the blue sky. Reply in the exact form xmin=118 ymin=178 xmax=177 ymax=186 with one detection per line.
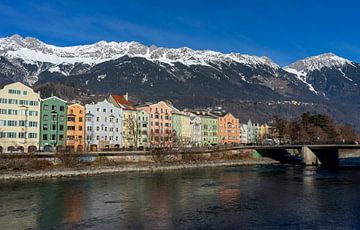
xmin=0 ymin=0 xmax=359 ymax=66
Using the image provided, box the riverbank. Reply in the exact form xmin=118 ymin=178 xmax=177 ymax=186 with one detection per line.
xmin=0 ymin=158 xmax=277 ymax=181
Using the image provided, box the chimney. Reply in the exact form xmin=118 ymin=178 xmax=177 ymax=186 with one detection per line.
xmin=124 ymin=92 xmax=129 ymax=100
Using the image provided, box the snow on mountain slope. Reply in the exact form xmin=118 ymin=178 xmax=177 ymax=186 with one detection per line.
xmin=283 ymin=67 xmax=319 ymax=95
xmin=286 ymin=53 xmax=354 ymax=73
xmin=0 ymin=34 xmax=279 ymax=69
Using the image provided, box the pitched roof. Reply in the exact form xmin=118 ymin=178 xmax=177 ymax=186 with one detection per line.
xmin=110 ymin=94 xmax=136 ymax=110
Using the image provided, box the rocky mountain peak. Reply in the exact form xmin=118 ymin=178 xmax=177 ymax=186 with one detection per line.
xmin=286 ymin=52 xmax=353 ymax=73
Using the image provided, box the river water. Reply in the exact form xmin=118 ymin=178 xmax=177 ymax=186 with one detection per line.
xmin=1 ymin=161 xmax=360 ymax=229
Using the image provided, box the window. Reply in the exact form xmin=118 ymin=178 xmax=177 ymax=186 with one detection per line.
xmin=96 ymin=126 xmax=100 ymax=131
xmin=29 ymin=111 xmax=38 ymax=116
xmin=79 ymin=117 xmax=83 ymax=122
xmin=43 ymin=134 xmax=48 ymax=140
xmin=52 ymin=124 xmax=56 ymax=130
xmin=0 ymin=120 xmax=6 ymax=126
xmin=8 ymin=99 xmax=18 ymax=104
xmin=59 ymin=135 xmax=64 ymax=141
xmin=29 ymin=121 xmax=38 ymax=127
xmin=96 ymin=117 xmax=100 ymax=122
xmin=18 ymin=132 xmax=26 ymax=138
xmin=51 ymin=105 xmax=56 ymax=110
xmin=43 ymin=124 xmax=48 ymax=130
xmin=0 ymin=98 xmax=8 ymax=104
xmin=52 ymin=115 xmax=57 ymax=121
xmin=7 ymin=132 xmax=17 ymax=138
xmin=7 ymin=109 xmax=17 ymax=115
xmin=43 ymin=115 xmax=48 ymax=121
xmin=103 ymin=108 xmax=106 ymax=113
xmin=60 ymin=106 xmax=65 ymax=111
xmin=0 ymin=109 xmax=6 ymax=114
xmin=18 ymin=120 xmax=26 ymax=126
xmin=79 ymin=126 xmax=83 ymax=131
xmin=23 ymin=90 xmax=27 ymax=95
xmin=44 ymin=105 xmax=49 ymax=110
xmin=0 ymin=132 xmax=5 ymax=138
xmin=59 ymin=116 xmax=64 ymax=122
xmin=96 ymin=136 xmax=99 ymax=140
xmin=51 ymin=134 xmax=56 ymax=140
xmin=28 ymin=133 xmax=37 ymax=139
xmin=7 ymin=120 xmax=17 ymax=126
xmin=59 ymin=125 xmax=64 ymax=131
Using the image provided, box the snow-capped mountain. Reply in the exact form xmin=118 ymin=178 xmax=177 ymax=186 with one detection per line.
xmin=285 ymin=53 xmax=360 ymax=102
xmin=1 ymin=34 xmax=360 ymax=130
xmin=0 ymin=34 xmax=281 ymax=85
xmin=287 ymin=53 xmax=354 ymax=73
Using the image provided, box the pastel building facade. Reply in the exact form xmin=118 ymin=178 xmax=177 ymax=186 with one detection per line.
xmin=39 ymin=96 xmax=67 ymax=151
xmin=172 ymin=112 xmax=191 ymax=146
xmin=218 ymin=112 xmax=240 ymax=144
xmin=85 ymin=100 xmax=122 ymax=151
xmin=137 ymin=109 xmax=150 ymax=148
xmin=108 ymin=94 xmax=138 ymax=148
xmin=66 ymin=103 xmax=85 ymax=152
xmin=189 ymin=112 xmax=202 ymax=146
xmin=0 ymin=82 xmax=41 ymax=153
xmin=199 ymin=113 xmax=218 ymax=146
xmin=137 ymin=101 xmax=175 ymax=147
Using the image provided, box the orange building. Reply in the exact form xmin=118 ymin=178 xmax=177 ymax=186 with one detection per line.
xmin=137 ymin=101 xmax=176 ymax=147
xmin=66 ymin=104 xmax=85 ymax=152
xmin=218 ymin=112 xmax=240 ymax=144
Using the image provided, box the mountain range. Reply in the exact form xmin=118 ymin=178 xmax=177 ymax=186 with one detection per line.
xmin=1 ymin=34 xmax=359 ymax=131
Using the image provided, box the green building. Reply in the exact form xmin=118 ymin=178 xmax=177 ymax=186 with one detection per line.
xmin=40 ymin=96 xmax=67 ymax=151
xmin=199 ymin=113 xmax=218 ymax=146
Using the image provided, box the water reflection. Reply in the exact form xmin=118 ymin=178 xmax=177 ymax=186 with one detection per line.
xmin=1 ymin=164 xmax=360 ymax=229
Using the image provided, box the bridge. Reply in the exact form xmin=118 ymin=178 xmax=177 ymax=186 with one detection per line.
xmin=1 ymin=144 xmax=359 ymax=168
xmin=239 ymin=145 xmax=360 ymax=167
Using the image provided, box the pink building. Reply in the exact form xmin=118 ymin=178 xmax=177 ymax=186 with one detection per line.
xmin=137 ymin=101 xmax=176 ymax=147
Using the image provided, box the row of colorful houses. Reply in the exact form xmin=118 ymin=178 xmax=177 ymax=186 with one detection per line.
xmin=0 ymin=82 xmax=271 ymax=153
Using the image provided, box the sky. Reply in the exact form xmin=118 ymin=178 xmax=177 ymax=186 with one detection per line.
xmin=0 ymin=0 xmax=359 ymax=66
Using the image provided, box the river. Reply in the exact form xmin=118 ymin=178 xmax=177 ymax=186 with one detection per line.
xmin=1 ymin=160 xmax=360 ymax=229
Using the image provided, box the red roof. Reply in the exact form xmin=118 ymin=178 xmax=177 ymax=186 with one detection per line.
xmin=111 ymin=94 xmax=136 ymax=110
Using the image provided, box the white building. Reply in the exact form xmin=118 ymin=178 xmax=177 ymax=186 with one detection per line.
xmin=0 ymin=82 xmax=41 ymax=153
xmin=189 ymin=112 xmax=202 ymax=146
xmin=240 ymin=123 xmax=248 ymax=144
xmin=85 ymin=99 xmax=122 ymax=151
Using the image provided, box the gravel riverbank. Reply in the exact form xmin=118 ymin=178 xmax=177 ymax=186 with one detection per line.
xmin=0 ymin=158 xmax=278 ymax=182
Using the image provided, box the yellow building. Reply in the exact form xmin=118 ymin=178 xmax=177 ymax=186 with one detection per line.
xmin=108 ymin=94 xmax=138 ymax=148
xmin=66 ymin=103 xmax=85 ymax=152
xmin=172 ymin=111 xmax=191 ymax=146
xmin=122 ymin=109 xmax=138 ymax=148
xmin=0 ymin=82 xmax=41 ymax=153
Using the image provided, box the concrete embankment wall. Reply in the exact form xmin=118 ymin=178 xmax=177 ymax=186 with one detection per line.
xmin=104 ymin=149 xmax=256 ymax=163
